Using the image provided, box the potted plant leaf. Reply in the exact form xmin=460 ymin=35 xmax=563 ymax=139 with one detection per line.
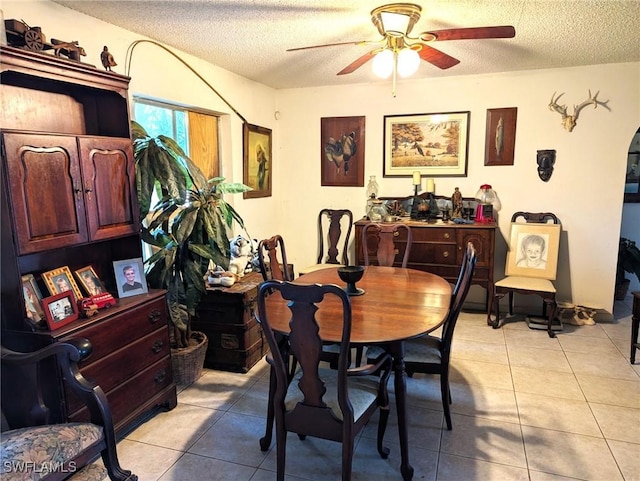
xmin=616 ymin=237 xmax=640 ymax=300
xmin=131 ymin=120 xmax=251 ymax=382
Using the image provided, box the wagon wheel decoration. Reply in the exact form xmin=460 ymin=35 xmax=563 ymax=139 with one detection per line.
xmin=24 ymin=29 xmax=44 ymax=51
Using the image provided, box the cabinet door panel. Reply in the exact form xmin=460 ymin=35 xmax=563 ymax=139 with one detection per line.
xmin=78 ymin=137 xmax=138 ymax=241
xmin=3 ymin=133 xmax=87 ymax=254
xmin=457 ymin=229 xmax=493 ymax=267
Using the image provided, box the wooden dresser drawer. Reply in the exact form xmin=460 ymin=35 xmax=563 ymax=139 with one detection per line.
xmin=68 ymin=356 xmax=173 ymax=426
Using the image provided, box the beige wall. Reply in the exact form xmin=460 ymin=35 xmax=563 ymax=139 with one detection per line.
xmin=5 ymin=1 xmax=639 ymax=311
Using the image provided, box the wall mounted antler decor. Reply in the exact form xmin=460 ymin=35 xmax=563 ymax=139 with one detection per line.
xmin=548 ymin=90 xmax=610 ymax=132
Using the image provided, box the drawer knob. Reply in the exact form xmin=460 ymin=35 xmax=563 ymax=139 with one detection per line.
xmin=443 ymin=251 xmax=449 ymax=258
xmin=148 ymin=310 xmax=162 ymax=324
xmin=154 ymin=369 xmax=167 ymax=384
xmin=393 ymin=231 xmax=399 ymax=237
xmin=443 ymin=233 xmax=450 ymax=239
xmin=394 ymin=248 xmax=399 ymax=255
xmin=152 ymin=340 xmax=164 ymax=353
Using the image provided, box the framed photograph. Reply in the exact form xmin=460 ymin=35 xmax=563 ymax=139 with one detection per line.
xmin=74 ymin=266 xmax=107 ymax=297
xmin=113 ymin=257 xmax=148 ymax=298
xmin=484 ymin=107 xmax=517 ymax=166
xmin=43 ymin=291 xmax=79 ymax=330
xmin=505 ymin=223 xmax=561 ymax=280
xmin=42 ymin=266 xmax=82 ymax=300
xmin=243 ymin=122 xmax=272 ymax=199
xmin=320 ymin=116 xmax=365 ymax=187
xmin=21 ymin=274 xmax=45 ymax=323
xmin=383 ymin=111 xmax=470 ymax=178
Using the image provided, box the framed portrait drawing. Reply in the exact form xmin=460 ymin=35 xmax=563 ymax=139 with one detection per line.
xmin=320 ymin=116 xmax=365 ymax=187
xmin=243 ymin=123 xmax=272 ymax=199
xmin=113 ymin=257 xmax=148 ymax=298
xmin=42 ymin=266 xmax=82 ymax=300
xmin=505 ymin=223 xmax=561 ymax=280
xmin=383 ymin=111 xmax=469 ymax=178
xmin=484 ymin=107 xmax=517 ymax=166
xmin=42 ymin=291 xmax=79 ymax=331
xmin=21 ymin=274 xmax=45 ymax=323
xmin=74 ymin=266 xmax=107 ymax=297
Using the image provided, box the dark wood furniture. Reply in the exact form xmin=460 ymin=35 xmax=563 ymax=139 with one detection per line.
xmin=489 ymin=212 xmax=561 ymax=338
xmin=258 ymin=235 xmax=293 ymax=281
xmin=0 ymin=46 xmax=176 ymax=433
xmin=631 ymin=291 xmax=640 ymax=364
xmin=355 ymin=218 xmax=496 ymax=296
xmin=299 ymin=208 xmax=353 ymax=275
xmin=1 ymin=339 xmax=137 ymax=480
xmin=261 ymin=266 xmax=452 ymax=481
xmin=362 ymin=222 xmax=413 ymax=268
xmin=194 ymin=272 xmax=269 ymax=372
xmin=257 ymin=280 xmax=393 ymax=481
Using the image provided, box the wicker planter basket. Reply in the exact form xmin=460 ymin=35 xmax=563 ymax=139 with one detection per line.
xmin=171 ymin=331 xmax=208 ymax=385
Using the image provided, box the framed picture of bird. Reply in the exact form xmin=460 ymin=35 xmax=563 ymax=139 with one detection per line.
xmin=320 ymin=116 xmax=365 ymax=187
xmin=484 ymin=107 xmax=517 ymax=166
xmin=383 ymin=112 xmax=470 ymax=178
xmin=243 ymin=123 xmax=272 ymax=198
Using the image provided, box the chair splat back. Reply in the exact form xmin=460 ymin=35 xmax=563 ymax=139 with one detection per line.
xmin=318 ymin=209 xmax=353 ymax=266
xmin=362 ymin=223 xmax=413 ymax=268
xmin=258 ymin=235 xmax=292 ymax=281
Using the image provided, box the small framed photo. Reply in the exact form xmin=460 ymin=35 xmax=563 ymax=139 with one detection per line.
xmin=43 ymin=291 xmax=79 ymax=330
xmin=484 ymin=107 xmax=517 ymax=166
xmin=243 ymin=122 xmax=272 ymax=199
xmin=505 ymin=223 xmax=561 ymax=280
xmin=113 ymin=257 xmax=148 ymax=298
xmin=42 ymin=266 xmax=82 ymax=300
xmin=21 ymin=274 xmax=45 ymax=323
xmin=74 ymin=266 xmax=107 ymax=297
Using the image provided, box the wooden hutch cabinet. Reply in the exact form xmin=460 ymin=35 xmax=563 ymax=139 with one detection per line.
xmin=0 ymin=46 xmax=176 ymax=432
xmin=355 ymin=218 xmax=497 ymax=298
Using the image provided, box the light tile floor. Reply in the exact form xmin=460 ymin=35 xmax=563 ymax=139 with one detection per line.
xmin=100 ymin=296 xmax=639 ymax=480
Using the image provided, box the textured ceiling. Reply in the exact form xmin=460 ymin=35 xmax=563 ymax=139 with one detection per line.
xmin=52 ymin=0 xmax=640 ymax=90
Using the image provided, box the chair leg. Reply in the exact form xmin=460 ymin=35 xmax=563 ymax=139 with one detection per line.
xmin=508 ymin=291 xmax=514 ymax=316
xmin=275 ymin=417 xmax=287 ymax=481
xmin=342 ymin=437 xmax=354 ymax=481
xmin=260 ymin=366 xmax=276 ymax=451
xmin=492 ymin=292 xmax=504 ymax=329
xmin=546 ymin=298 xmax=558 ymax=339
xmin=377 ymin=406 xmax=390 ymax=459
xmin=441 ymin=372 xmax=452 ymax=430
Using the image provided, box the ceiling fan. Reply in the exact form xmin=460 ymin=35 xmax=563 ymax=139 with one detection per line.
xmin=287 ymin=3 xmax=516 ymax=77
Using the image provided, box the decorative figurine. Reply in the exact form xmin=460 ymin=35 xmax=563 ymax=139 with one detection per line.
xmin=537 ymin=149 xmax=556 ymax=182
xmin=101 ymin=45 xmax=117 ymax=71
xmin=451 ymin=187 xmax=463 ymax=219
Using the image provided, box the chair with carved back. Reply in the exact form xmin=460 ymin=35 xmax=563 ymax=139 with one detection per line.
xmin=488 ymin=212 xmax=562 ymax=338
xmin=257 ymin=280 xmax=394 ymax=481
xmin=299 ymin=209 xmax=353 ymax=276
xmin=1 ymin=338 xmax=136 ymax=480
xmin=362 ymin=222 xmax=413 ymax=268
xmin=258 ymin=235 xmax=293 ymax=282
xmin=367 ymin=242 xmax=477 ymax=430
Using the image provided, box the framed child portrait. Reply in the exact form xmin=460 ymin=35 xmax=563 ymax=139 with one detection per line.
xmin=505 ymin=223 xmax=561 ymax=280
xmin=42 ymin=266 xmax=82 ymax=300
xmin=113 ymin=257 xmax=148 ymax=298
xmin=21 ymin=274 xmax=45 ymax=323
xmin=42 ymin=291 xmax=79 ymax=331
xmin=74 ymin=265 xmax=107 ymax=297
xmin=243 ymin=122 xmax=272 ymax=199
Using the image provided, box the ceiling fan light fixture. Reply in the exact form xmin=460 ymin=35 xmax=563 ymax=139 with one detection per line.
xmin=372 ymin=49 xmax=394 ymax=78
xmin=397 ymin=47 xmax=420 ymax=77
xmin=371 ymin=3 xmax=422 ymax=36
xmin=380 ymin=11 xmax=410 ymax=37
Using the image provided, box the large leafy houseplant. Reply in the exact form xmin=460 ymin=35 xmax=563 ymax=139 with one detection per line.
xmin=132 ymin=121 xmax=250 ymax=348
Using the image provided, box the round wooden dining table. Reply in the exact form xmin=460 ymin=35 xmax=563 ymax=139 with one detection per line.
xmin=263 ymin=265 xmax=452 ymax=480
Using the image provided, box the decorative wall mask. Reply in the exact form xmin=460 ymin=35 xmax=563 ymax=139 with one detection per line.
xmin=537 ymin=150 xmax=556 ymax=182
xmin=548 ymin=90 xmax=609 ymax=132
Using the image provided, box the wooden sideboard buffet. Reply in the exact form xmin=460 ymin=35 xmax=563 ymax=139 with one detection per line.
xmin=355 ymin=218 xmax=497 ymax=297
xmin=0 ymin=46 xmax=176 ymax=433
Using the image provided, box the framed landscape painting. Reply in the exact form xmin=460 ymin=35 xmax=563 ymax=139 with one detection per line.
xmin=383 ymin=111 xmax=469 ymax=178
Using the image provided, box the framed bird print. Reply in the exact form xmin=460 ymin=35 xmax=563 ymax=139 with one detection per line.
xmin=243 ymin=122 xmax=272 ymax=199
xmin=383 ymin=112 xmax=469 ymax=177
xmin=321 ymin=116 xmax=365 ymax=187
xmin=484 ymin=107 xmax=517 ymax=166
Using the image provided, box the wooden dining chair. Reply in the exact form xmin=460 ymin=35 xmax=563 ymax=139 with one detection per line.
xmin=258 ymin=235 xmax=293 ymax=281
xmin=367 ymin=242 xmax=477 ymax=430
xmin=299 ymin=209 xmax=353 ymax=275
xmin=488 ymin=212 xmax=561 ymax=338
xmin=362 ymin=222 xmax=413 ymax=267
xmin=257 ymin=280 xmax=393 ymax=481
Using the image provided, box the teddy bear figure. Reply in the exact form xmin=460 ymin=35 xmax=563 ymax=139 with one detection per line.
xmin=228 ymin=235 xmax=252 ymax=277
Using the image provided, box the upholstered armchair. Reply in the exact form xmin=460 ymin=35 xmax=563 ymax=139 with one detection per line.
xmin=1 ymin=338 xmax=136 ymax=481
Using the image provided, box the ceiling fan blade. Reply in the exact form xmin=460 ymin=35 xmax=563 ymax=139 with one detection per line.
xmin=337 ymin=50 xmax=377 ymax=75
xmin=421 ymin=26 xmax=516 ymax=42
xmin=287 ymin=40 xmax=369 ymax=52
xmin=417 ymin=44 xmax=460 ymax=70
